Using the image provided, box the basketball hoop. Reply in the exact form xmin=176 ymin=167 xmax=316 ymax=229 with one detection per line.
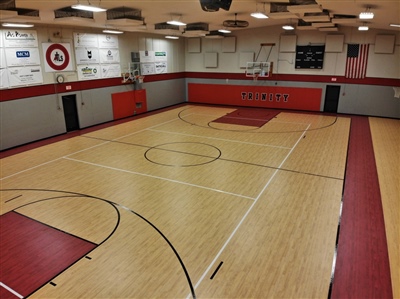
xmin=253 ymin=74 xmax=259 ymax=82
xmin=138 ymin=75 xmax=145 ymax=84
xmin=122 ymin=72 xmax=134 ymax=84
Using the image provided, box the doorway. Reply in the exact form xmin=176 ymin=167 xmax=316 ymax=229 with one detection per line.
xmin=62 ymin=94 xmax=80 ymax=132
xmin=324 ymin=85 xmax=341 ymax=113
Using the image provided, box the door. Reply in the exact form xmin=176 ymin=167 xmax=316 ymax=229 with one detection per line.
xmin=62 ymin=94 xmax=80 ymax=132
xmin=324 ymin=85 xmax=341 ymax=113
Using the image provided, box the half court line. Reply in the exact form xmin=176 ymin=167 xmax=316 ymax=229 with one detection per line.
xmin=63 ymin=157 xmax=256 ymax=201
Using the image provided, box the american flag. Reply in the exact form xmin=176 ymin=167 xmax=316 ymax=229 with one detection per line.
xmin=345 ymin=44 xmax=369 ymax=79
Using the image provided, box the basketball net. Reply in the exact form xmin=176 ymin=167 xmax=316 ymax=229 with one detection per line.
xmin=253 ymin=74 xmax=259 ymax=82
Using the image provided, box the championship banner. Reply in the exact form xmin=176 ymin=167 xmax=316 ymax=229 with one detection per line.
xmin=99 ymin=49 xmax=120 ymax=64
xmin=3 ymin=29 xmax=38 ymax=48
xmin=8 ymin=66 xmax=43 ymax=87
xmin=101 ymin=64 xmax=121 ymax=78
xmin=0 ymin=68 xmax=9 ymax=89
xmin=5 ymin=48 xmax=40 ymax=66
xmin=98 ymin=34 xmax=119 ymax=48
xmin=42 ymin=43 xmax=74 ymax=72
xmin=75 ymin=48 xmax=100 ymax=64
xmin=77 ymin=64 xmax=100 ymax=80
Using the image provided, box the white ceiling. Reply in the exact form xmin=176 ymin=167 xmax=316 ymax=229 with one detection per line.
xmin=1 ymin=0 xmax=400 ymax=35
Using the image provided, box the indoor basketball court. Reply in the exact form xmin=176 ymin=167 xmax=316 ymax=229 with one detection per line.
xmin=0 ymin=104 xmax=397 ymax=298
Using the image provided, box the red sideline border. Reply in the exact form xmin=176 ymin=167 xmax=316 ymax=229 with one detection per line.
xmin=1 ymin=72 xmax=399 ymax=102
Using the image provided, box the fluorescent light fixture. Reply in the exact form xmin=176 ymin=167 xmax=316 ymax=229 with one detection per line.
xmin=282 ymin=25 xmax=294 ymax=30
xmin=165 ymin=35 xmax=179 ymax=39
xmin=389 ymin=23 xmax=400 ymax=27
xmin=2 ymin=23 xmax=34 ymax=28
xmin=71 ymin=4 xmax=107 ymax=12
xmin=167 ymin=20 xmax=186 ymax=26
xmin=251 ymin=12 xmax=268 ymax=19
xmin=103 ymin=29 xmax=123 ymax=34
xmin=218 ymin=29 xmax=231 ymax=33
xmin=359 ymin=12 xmax=374 ymax=19
xmin=358 ymin=25 xmax=369 ymax=31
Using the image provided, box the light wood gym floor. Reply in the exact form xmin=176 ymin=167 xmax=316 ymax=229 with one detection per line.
xmin=0 ymin=104 xmax=398 ymax=298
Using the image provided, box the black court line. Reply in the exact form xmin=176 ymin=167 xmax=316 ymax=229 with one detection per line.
xmin=5 ymin=194 xmax=22 ymax=203
xmin=82 ymin=135 xmax=343 ymax=181
xmin=0 ymin=188 xmax=196 ymax=299
xmin=210 ymin=261 xmax=224 ymax=280
xmin=178 ymin=107 xmax=339 ymax=134
xmin=144 ymin=142 xmax=222 ymax=167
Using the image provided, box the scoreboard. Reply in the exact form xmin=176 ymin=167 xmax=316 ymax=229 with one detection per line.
xmin=295 ymin=45 xmax=325 ymax=69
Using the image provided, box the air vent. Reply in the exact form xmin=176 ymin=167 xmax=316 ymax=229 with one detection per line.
xmin=331 ymin=14 xmax=357 ymax=24
xmin=296 ymin=19 xmax=315 ymax=30
xmin=106 ymin=6 xmax=143 ymax=22
xmin=185 ymin=22 xmax=209 ymax=31
xmin=155 ymin=22 xmax=180 ymax=31
xmin=302 ymin=9 xmax=330 ymax=22
xmin=0 ymin=0 xmax=39 ymax=18
xmin=183 ymin=22 xmax=209 ymax=36
xmin=54 ymin=6 xmax=93 ymax=19
xmin=0 ymin=0 xmax=15 ymax=10
xmin=205 ymin=30 xmax=225 ymax=39
xmin=12 ymin=8 xmax=39 ymax=17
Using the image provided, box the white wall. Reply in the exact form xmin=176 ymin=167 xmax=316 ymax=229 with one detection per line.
xmin=184 ymin=25 xmax=400 ymax=79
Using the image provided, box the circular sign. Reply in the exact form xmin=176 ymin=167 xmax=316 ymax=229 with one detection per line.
xmin=45 ymin=44 xmax=70 ymax=71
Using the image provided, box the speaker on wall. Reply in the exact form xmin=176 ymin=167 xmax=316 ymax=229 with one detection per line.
xmin=200 ymin=0 xmax=232 ymax=12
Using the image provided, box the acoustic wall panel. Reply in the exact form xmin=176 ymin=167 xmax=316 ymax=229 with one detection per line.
xmin=279 ymin=34 xmax=297 ymax=52
xmin=375 ymin=35 xmax=395 ymax=54
xmin=188 ymin=38 xmax=201 ymax=53
xmin=204 ymin=52 xmax=218 ymax=67
xmin=222 ymin=36 xmax=236 ymax=52
xmin=325 ymin=35 xmax=344 ymax=52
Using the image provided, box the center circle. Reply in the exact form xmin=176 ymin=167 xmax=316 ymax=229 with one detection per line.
xmin=144 ymin=142 xmax=221 ymax=167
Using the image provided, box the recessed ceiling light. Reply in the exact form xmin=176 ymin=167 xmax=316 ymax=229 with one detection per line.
xmin=165 ymin=35 xmax=179 ymax=39
xmin=218 ymin=29 xmax=231 ymax=33
xmin=389 ymin=23 xmax=400 ymax=27
xmin=358 ymin=25 xmax=369 ymax=31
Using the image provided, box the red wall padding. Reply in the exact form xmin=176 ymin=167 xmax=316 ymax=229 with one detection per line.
xmin=112 ymin=91 xmax=135 ymax=120
xmin=111 ymin=89 xmax=147 ymax=120
xmin=188 ymin=83 xmax=322 ymax=111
